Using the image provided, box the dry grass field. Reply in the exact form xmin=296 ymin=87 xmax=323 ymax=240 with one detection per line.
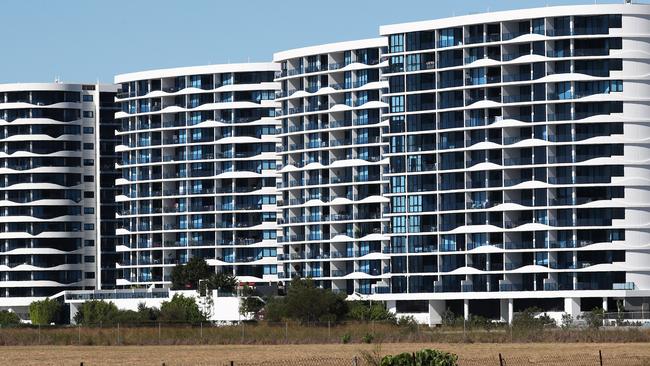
xmin=2 ymin=342 xmax=650 ymax=366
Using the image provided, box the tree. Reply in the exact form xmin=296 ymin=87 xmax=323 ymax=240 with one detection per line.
xmin=582 ymin=307 xmax=605 ymax=328
xmin=511 ymin=307 xmax=555 ymax=335
xmin=239 ymin=285 xmax=265 ymax=319
xmin=281 ymin=278 xmax=348 ymax=323
xmin=29 ymin=298 xmax=61 ymax=325
xmin=205 ymin=272 xmax=238 ymax=293
xmin=0 ymin=310 xmax=20 ymax=326
xmin=263 ymin=296 xmax=287 ymax=322
xmin=347 ymin=301 xmax=396 ymax=322
xmin=170 ymin=257 xmax=212 ymax=290
xmin=159 ymin=294 xmax=206 ymax=323
xmin=136 ymin=302 xmax=160 ymax=322
xmin=74 ymin=300 xmax=120 ymax=325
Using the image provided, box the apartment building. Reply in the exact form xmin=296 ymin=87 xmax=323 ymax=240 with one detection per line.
xmin=375 ymin=3 xmax=650 ymax=322
xmin=0 ymin=82 xmax=118 ymax=316
xmin=113 ymin=64 xmax=281 ymax=288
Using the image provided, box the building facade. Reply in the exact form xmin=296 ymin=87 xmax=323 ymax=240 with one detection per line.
xmin=376 ymin=3 xmax=650 ymax=322
xmin=274 ymin=39 xmax=391 ymax=295
xmin=113 ymin=64 xmax=281 ymax=288
xmin=0 ymin=82 xmax=117 ymax=315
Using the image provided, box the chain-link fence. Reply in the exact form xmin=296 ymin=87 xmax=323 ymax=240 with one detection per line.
xmin=158 ymin=352 xmax=650 ymax=366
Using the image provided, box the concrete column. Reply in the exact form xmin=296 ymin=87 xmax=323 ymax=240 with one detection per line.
xmin=500 ymin=299 xmax=508 ymax=322
xmin=602 ymin=297 xmax=608 ymax=312
xmin=386 ymin=300 xmax=397 ymax=314
xmin=500 ymin=298 xmax=514 ymax=324
xmin=564 ymin=297 xmax=581 ymax=318
xmin=508 ymin=298 xmax=514 ymax=324
xmin=463 ymin=299 xmax=469 ymax=321
xmin=69 ymin=302 xmax=80 ymax=325
xmin=428 ymin=300 xmax=445 ymax=326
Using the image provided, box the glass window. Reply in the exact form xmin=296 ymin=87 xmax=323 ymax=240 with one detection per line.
xmin=390 ymin=96 xmax=404 ymax=113
xmin=389 ymin=34 xmax=404 ymax=53
xmin=392 ymin=196 xmax=406 ymax=213
xmin=532 ymin=18 xmax=545 ymax=35
xmin=392 ymin=216 xmax=406 ymax=233
xmin=389 ymin=56 xmax=404 ymax=73
xmin=391 ymin=176 xmax=406 ymax=193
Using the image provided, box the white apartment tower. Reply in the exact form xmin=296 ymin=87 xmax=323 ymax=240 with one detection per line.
xmin=274 ymin=39 xmax=391 ymax=295
xmin=0 ymin=82 xmax=118 ymax=316
xmin=375 ymin=3 xmax=650 ymax=322
xmin=113 ymin=64 xmax=281 ymax=287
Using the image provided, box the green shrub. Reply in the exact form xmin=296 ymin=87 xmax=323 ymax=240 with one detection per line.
xmin=159 ymin=294 xmax=206 ymax=323
xmin=348 ymin=301 xmax=396 ymax=322
xmin=74 ymin=300 xmax=120 ymax=325
xmin=362 ymin=332 xmax=374 ymax=344
xmin=0 ymin=310 xmax=21 ymax=326
xmin=582 ymin=307 xmax=605 ymax=328
xmin=341 ymin=333 xmax=351 ymax=344
xmin=396 ymin=315 xmax=418 ymax=331
xmin=29 ymin=298 xmax=61 ymax=325
xmin=380 ymin=349 xmax=458 ymax=366
xmin=264 ymin=278 xmax=348 ymax=323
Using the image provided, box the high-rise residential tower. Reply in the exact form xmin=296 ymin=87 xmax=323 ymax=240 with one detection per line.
xmin=113 ymin=64 xmax=281 ymax=288
xmin=377 ymin=3 xmax=650 ymax=323
xmin=274 ymin=39 xmax=391 ymax=295
xmin=0 ymin=82 xmax=118 ymax=316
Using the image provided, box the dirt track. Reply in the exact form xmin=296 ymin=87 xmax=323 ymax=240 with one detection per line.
xmin=3 ymin=342 xmax=650 ymax=365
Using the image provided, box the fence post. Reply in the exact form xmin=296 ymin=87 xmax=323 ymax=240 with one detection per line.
xmin=284 ymin=321 xmax=288 ymax=343
xmin=38 ymin=324 xmax=41 ymax=345
xmin=328 ymin=320 xmax=331 ymax=340
xmin=200 ymin=322 xmax=203 ymax=340
xmin=158 ymin=322 xmax=161 ymax=344
xmin=353 ymin=356 xmax=358 ymax=366
xmin=599 ymin=350 xmax=603 ymax=366
xmin=78 ymin=324 xmax=81 ymax=345
xmin=117 ymin=323 xmax=120 ymax=345
xmin=230 ymin=361 xmax=234 ymax=366
xmin=498 ymin=353 xmax=504 ymax=366
xmin=240 ymin=322 xmax=244 ymax=343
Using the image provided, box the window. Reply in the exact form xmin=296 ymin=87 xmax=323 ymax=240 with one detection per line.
xmin=84 ymin=223 xmax=95 ymax=230
xmin=390 ymin=96 xmax=404 ymax=113
xmin=83 ymin=175 xmax=94 ymax=182
xmin=406 ymin=54 xmax=421 ymax=71
xmin=389 ymin=56 xmax=404 ymax=73
xmin=391 ymin=176 xmax=406 ymax=193
xmin=389 ymin=76 xmax=404 ymax=93
xmin=83 ymin=159 xmax=94 ymax=166
xmin=84 ymin=191 xmax=94 ymax=198
xmin=389 ymin=34 xmax=404 ymax=53
xmin=84 ymin=255 xmax=95 ymax=263
xmin=84 ymin=240 xmax=95 ymax=247
xmin=83 ymin=143 xmax=94 ymax=150
xmin=439 ymin=28 xmax=462 ymax=47
xmin=83 ymin=111 xmax=94 ymax=118
xmin=83 ymin=127 xmax=94 ymax=134
xmin=85 ymin=272 xmax=96 ymax=279
xmin=344 ymin=51 xmax=352 ymax=66
xmin=83 ymin=95 xmax=94 ymax=102
xmin=392 ymin=216 xmax=407 ymax=233
xmin=392 ymin=196 xmax=406 ymax=213
xmin=84 ymin=207 xmax=94 ymax=214
xmin=532 ymin=18 xmax=545 ymax=35
xmin=409 ymin=195 xmax=423 ymax=212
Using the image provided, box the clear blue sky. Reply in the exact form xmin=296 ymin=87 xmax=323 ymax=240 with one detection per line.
xmin=1 ymin=0 xmax=624 ymax=83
